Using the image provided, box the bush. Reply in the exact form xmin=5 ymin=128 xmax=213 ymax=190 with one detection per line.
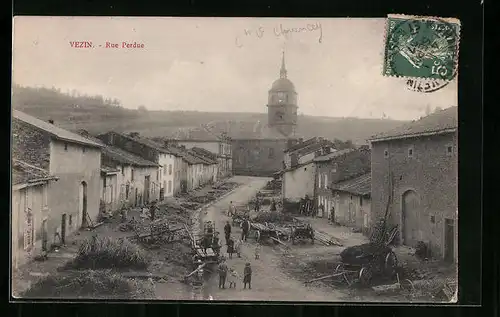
xmin=22 ymin=270 xmax=154 ymax=299
xmin=66 ymin=236 xmax=150 ymax=270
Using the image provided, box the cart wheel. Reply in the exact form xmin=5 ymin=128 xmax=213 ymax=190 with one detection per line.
xmin=359 ymin=267 xmax=373 ymax=286
xmin=334 ymin=264 xmax=344 ymax=273
xmin=400 ymin=278 xmax=414 ymax=291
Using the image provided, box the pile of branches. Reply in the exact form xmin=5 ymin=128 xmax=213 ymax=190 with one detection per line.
xmin=252 ymin=211 xmax=294 ymax=224
xmin=264 ymin=179 xmax=282 ymax=191
xmin=369 ymin=219 xmax=399 ymax=245
xmin=181 ymin=202 xmax=200 ymax=210
xmin=340 ymin=242 xmax=393 ymax=266
xmin=118 ymin=218 xmax=140 ymax=232
xmin=188 ymin=195 xmax=216 ymax=204
xmin=22 ymin=270 xmax=154 ymax=299
xmin=65 ymin=236 xmax=150 ymax=270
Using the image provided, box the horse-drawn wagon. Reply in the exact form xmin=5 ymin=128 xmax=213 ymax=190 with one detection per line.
xmin=290 ymin=223 xmax=315 ymax=245
xmin=309 ymin=243 xmax=398 ymax=286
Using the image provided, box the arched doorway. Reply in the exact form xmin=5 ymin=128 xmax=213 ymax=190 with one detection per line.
xmin=401 ymin=190 xmax=420 ymax=247
xmin=80 ymin=181 xmax=88 ymax=228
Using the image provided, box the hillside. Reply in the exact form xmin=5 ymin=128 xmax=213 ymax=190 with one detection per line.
xmin=11 ymin=86 xmax=408 ymax=144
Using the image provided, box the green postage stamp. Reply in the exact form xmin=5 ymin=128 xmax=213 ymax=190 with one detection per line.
xmin=383 ymin=14 xmax=461 ymax=81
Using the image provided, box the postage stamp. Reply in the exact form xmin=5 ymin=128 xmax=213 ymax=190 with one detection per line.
xmin=383 ymin=14 xmax=461 ymax=80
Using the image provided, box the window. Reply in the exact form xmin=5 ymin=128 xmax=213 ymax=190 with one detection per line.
xmin=430 ymin=215 xmax=435 ymax=223
xmin=332 ymin=163 xmax=337 ymax=173
xmin=125 ymin=185 xmax=130 ymax=199
xmin=269 ymin=148 xmax=275 ymax=158
xmin=168 ymin=180 xmax=172 ymax=193
xmin=69 ymin=215 xmax=73 ymax=226
xmin=169 ymin=164 xmax=172 ymax=175
xmin=131 ymin=169 xmax=135 ymax=181
xmin=156 ymin=171 xmax=159 ymax=181
xmin=408 ymin=146 xmax=414 ymax=158
xmin=64 ymin=143 xmax=68 ymax=151
xmin=360 ymin=196 xmax=363 ymax=206
xmin=318 ymin=174 xmax=322 ymax=188
xmin=163 ymin=165 xmax=167 ymax=175
xmin=121 ymin=166 xmax=124 ymax=176
xmin=446 ymin=145 xmax=454 ymax=156
xmin=323 ymin=174 xmax=328 ymax=189
xmin=384 ymin=149 xmax=389 ymax=158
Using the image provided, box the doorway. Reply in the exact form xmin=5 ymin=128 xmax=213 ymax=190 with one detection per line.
xmin=135 ymin=188 xmax=138 ymax=207
xmin=144 ymin=175 xmax=150 ymax=204
xmin=41 ymin=219 xmax=48 ymax=251
xmin=402 ymin=190 xmax=420 ymax=247
xmin=444 ymin=218 xmax=455 ymax=262
xmin=61 ymin=214 xmax=67 ymax=245
xmin=80 ymin=181 xmax=88 ymax=228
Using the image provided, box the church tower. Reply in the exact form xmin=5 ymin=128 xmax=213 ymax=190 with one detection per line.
xmin=267 ymin=52 xmax=298 ymax=137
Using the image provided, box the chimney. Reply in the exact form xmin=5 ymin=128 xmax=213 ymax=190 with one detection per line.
xmin=48 ymin=119 xmax=54 ymax=124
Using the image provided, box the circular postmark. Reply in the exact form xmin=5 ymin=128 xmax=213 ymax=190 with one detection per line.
xmin=384 ymin=16 xmax=460 ymax=82
xmin=405 ymin=77 xmax=451 ymax=93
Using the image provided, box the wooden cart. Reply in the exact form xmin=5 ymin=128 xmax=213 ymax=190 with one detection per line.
xmin=290 ymin=223 xmax=315 ymax=245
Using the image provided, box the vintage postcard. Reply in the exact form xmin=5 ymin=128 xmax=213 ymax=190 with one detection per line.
xmin=11 ymin=16 xmax=458 ymax=302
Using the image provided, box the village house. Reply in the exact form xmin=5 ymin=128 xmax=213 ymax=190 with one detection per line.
xmin=283 ymin=137 xmax=335 ymax=169
xmin=175 ymin=132 xmax=232 ymax=179
xmin=188 ymin=148 xmax=219 ymax=184
xmin=12 ymin=110 xmax=103 ymax=256
xmin=78 ymin=130 xmax=161 ymax=210
xmin=330 ymin=173 xmax=371 ymax=234
xmin=313 ymin=147 xmax=371 ymax=221
xmin=368 ymin=106 xmax=458 ymax=263
xmin=281 ymin=138 xmax=336 ymax=207
xmin=97 ymin=132 xmax=175 ymax=201
xmin=11 ymin=159 xmax=58 ymax=269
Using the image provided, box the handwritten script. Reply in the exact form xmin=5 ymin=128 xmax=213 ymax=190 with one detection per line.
xmin=235 ymin=22 xmax=323 ymax=47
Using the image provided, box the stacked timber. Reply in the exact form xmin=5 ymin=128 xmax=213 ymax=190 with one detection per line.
xmin=314 ymin=230 xmax=343 ymax=246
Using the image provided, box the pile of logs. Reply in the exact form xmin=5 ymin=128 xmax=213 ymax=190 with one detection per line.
xmin=314 ymin=230 xmax=343 ymax=246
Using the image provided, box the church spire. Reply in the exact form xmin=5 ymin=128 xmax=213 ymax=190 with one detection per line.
xmin=280 ymin=51 xmax=287 ymax=79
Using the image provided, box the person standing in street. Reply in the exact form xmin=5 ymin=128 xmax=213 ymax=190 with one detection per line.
xmin=243 ymin=263 xmax=252 ymax=289
xmin=234 ymin=238 xmax=242 ymax=258
xmin=228 ymin=201 xmax=235 ymax=217
xmin=226 ymin=236 xmax=235 ymax=259
xmin=270 ymin=199 xmax=277 ymax=212
xmin=217 ymin=259 xmax=228 ymax=289
xmin=224 ymin=221 xmax=232 ymax=245
xmin=212 ymin=232 xmax=221 ymax=256
xmin=240 ymin=218 xmax=250 ymax=242
xmin=150 ymin=200 xmax=158 ymax=222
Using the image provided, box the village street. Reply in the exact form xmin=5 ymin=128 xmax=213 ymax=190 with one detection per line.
xmin=159 ymin=175 xmax=348 ymax=301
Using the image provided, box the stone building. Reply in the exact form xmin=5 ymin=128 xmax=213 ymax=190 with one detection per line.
xmin=369 ymin=106 xmax=458 ymax=262
xmin=12 ymin=110 xmax=103 ymax=254
xmin=313 ymin=147 xmax=371 ymax=221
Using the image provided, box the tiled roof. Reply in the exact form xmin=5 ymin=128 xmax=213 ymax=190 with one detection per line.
xmin=187 ymin=150 xmax=217 ymax=165
xmin=296 ymin=140 xmax=335 ymax=157
xmin=191 ymin=147 xmax=218 ymax=161
xmin=369 ymin=106 xmax=458 ymax=141
xmin=101 ymin=166 xmax=120 ymax=174
xmin=77 ymin=131 xmax=159 ymax=167
xmin=12 ymin=159 xmax=57 ymax=186
xmin=331 ymin=173 xmax=371 ymax=197
xmin=175 ymin=121 xmax=293 ymax=140
xmin=285 ymin=137 xmax=318 ymax=153
xmin=102 ymin=146 xmax=160 ymax=167
xmin=314 ymin=148 xmax=355 ymax=162
xmin=13 ymin=110 xmax=103 ymax=148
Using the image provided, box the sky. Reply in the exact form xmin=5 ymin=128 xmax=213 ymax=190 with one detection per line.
xmin=12 ymin=17 xmax=458 ymax=120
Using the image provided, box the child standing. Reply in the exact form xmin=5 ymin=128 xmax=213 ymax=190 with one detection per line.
xmin=243 ymin=263 xmax=252 ymax=289
xmin=234 ymin=238 xmax=242 ymax=258
xmin=254 ymin=244 xmax=261 ymax=260
xmin=227 ymin=267 xmax=239 ymax=288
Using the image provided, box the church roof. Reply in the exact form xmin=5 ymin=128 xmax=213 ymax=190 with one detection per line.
xmin=270 ymin=78 xmax=296 ymax=92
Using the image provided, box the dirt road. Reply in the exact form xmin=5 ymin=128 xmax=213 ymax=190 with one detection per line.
xmin=192 ymin=176 xmax=347 ymax=301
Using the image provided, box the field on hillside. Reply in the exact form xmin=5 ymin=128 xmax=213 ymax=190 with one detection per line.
xmin=12 ymin=86 xmax=407 ymax=144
